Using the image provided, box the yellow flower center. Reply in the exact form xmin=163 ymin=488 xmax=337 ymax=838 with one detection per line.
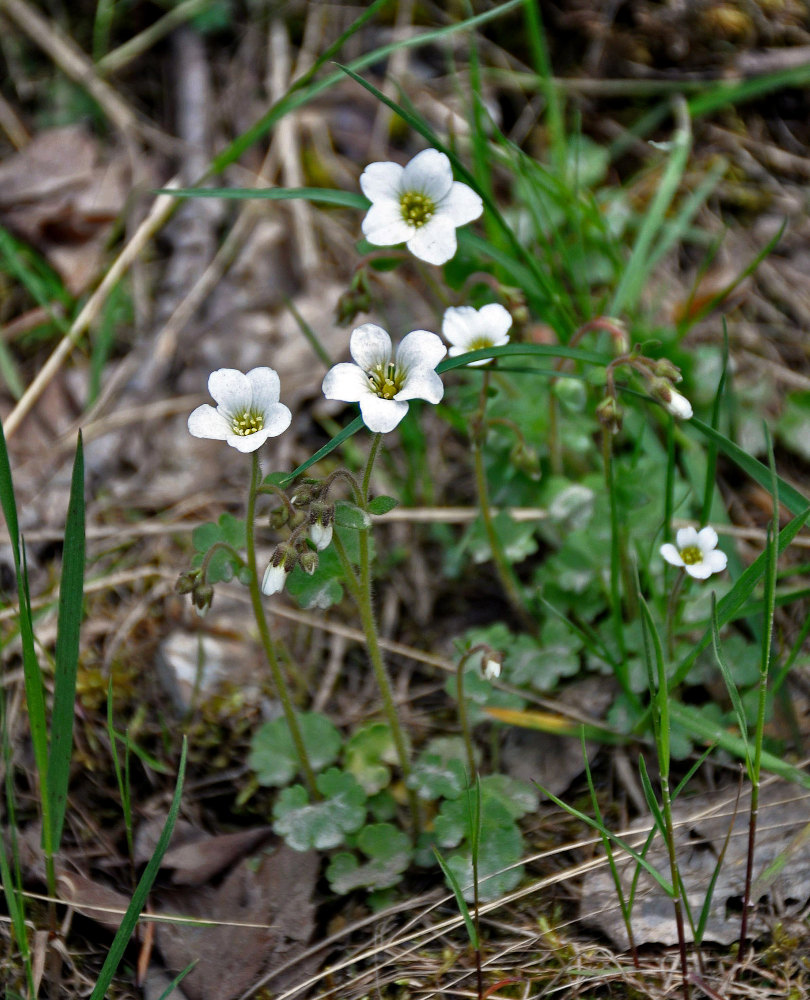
xmin=367 ymin=361 xmax=405 ymax=400
xmin=680 ymin=545 xmax=703 ymax=565
xmin=231 ymin=408 xmax=265 ymax=436
xmin=468 ymin=336 xmax=494 ymax=351
xmin=400 ymin=190 xmax=435 ymax=229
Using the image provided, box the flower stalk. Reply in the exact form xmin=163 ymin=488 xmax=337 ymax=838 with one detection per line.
xmin=246 ymin=454 xmax=319 ymax=798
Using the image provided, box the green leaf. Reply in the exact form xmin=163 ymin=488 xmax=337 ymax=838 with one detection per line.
xmin=407 ymin=737 xmax=470 ymax=801
xmin=476 ymin=774 xmax=538 ymax=820
xmin=326 ymin=823 xmax=412 ymax=893
xmin=344 ymin=723 xmax=397 ymax=794
xmin=190 ymin=514 xmax=246 ymax=584
xmin=286 ymin=543 xmax=346 ymax=610
xmin=367 ymin=495 xmax=399 ymax=516
xmin=249 ymin=712 xmax=341 ymax=787
xmin=273 ymin=768 xmax=366 ymax=851
xmin=48 ymin=432 xmax=85 ymax=849
xmin=776 ymin=391 xmax=810 ymax=462
xmin=334 ymin=501 xmax=371 ymax=530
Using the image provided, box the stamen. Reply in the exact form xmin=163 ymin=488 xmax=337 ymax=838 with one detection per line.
xmin=680 ymin=545 xmax=703 ymax=565
xmin=231 ymin=408 xmax=264 ymax=436
xmin=400 ymin=190 xmax=436 ymax=229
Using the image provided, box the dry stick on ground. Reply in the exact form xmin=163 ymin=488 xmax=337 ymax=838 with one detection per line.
xmin=2 ymin=179 xmax=181 ymax=439
xmin=0 ymin=0 xmax=175 ymax=154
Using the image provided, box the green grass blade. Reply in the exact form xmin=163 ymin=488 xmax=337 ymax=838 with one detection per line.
xmin=700 ymin=326 xmax=729 ymax=525
xmin=207 ymin=0 xmax=523 ymax=180
xmin=107 ymin=679 xmax=134 ymax=862
xmin=637 ymin=756 xmax=667 ymax=841
xmin=522 ymin=0 xmax=566 ymax=174
xmin=89 ymin=738 xmax=187 ymax=1000
xmin=433 ymin=846 xmax=478 ymax=948
xmin=535 ymin=781 xmax=673 ymax=894
xmin=48 ymin=431 xmax=86 ymax=849
xmin=690 ymin=416 xmax=807 ymax=516
xmin=609 ymin=98 xmax=691 ymax=316
xmin=688 ymin=62 xmax=810 ymax=119
xmin=669 ymin=702 xmax=810 ymax=789
xmin=710 ymin=593 xmax=752 ymax=777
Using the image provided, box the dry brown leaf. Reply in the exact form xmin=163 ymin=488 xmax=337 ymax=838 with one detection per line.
xmin=156 ymin=843 xmax=319 ymax=1000
xmin=0 ymin=125 xmax=129 ymax=294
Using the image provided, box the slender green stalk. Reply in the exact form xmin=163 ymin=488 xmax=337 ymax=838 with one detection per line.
xmin=739 ymin=445 xmax=779 ymax=955
xmin=351 ymin=435 xmax=421 ymax=837
xmin=246 ymin=455 xmax=318 ymax=798
xmin=455 ymin=650 xmax=479 ymax=784
xmin=472 ymin=374 xmax=536 ymax=634
xmin=665 ymin=571 xmax=687 ymax=662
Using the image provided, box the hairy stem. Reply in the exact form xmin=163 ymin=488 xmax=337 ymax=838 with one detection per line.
xmin=246 ymin=454 xmax=318 ymax=798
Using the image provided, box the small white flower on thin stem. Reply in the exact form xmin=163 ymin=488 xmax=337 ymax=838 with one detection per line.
xmin=188 ymin=368 xmax=291 ymax=453
xmin=360 ymin=149 xmax=483 ymax=266
xmin=442 ymin=303 xmax=512 ymax=367
xmin=322 ymin=323 xmax=446 ymax=433
xmin=660 ymin=526 xmax=727 ymax=580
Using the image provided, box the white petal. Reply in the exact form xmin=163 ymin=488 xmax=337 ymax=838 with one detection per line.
xmin=442 ymin=306 xmax=478 ymax=348
xmin=675 ymin=526 xmax=699 ymax=550
xmin=440 ymin=181 xmax=484 ymax=225
xmin=350 ymin=324 xmax=392 ymax=370
xmin=704 ymin=549 xmax=727 ymax=574
xmin=358 ymin=395 xmax=408 ymax=433
xmin=310 ymin=522 xmax=333 ymax=551
xmin=246 ymin=367 xmax=281 ymax=410
xmin=263 ymin=402 xmax=292 ymax=437
xmin=396 ymin=329 xmax=446 ymax=373
xmin=227 ymin=429 xmax=270 ymax=453
xmin=483 ymin=658 xmax=501 ymax=680
xmin=188 ymin=404 xmax=229 ymax=440
xmin=406 ymin=216 xmax=458 ymax=265
xmin=685 ymin=561 xmax=714 ymax=580
xmin=660 ymin=543 xmax=684 ymax=567
xmin=696 ymin=526 xmax=719 ymax=552
xmin=361 ymin=201 xmax=413 ymax=247
xmin=666 ymin=389 xmax=693 ymax=420
xmin=396 ymin=368 xmax=444 ymax=404
xmin=477 ymin=302 xmax=513 ymax=339
xmin=402 ymin=149 xmax=453 ymax=201
xmin=208 ymin=369 xmax=250 ymax=409
xmin=322 ymin=363 xmax=372 ymax=403
xmin=261 ymin=563 xmax=287 ymax=595
xmin=359 ymin=161 xmax=404 ymax=203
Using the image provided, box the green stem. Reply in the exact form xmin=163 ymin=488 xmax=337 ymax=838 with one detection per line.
xmin=354 ymin=433 xmax=421 ymax=839
xmin=472 ymin=374 xmax=537 ymax=635
xmin=665 ymin=572 xmax=687 ymax=663
xmin=455 ymin=650 xmax=479 ymax=784
xmin=246 ymin=454 xmax=319 ymax=798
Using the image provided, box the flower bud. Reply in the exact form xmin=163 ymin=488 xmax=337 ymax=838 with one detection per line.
xmin=175 ymin=570 xmax=198 ymax=595
xmin=309 ymin=501 xmax=335 ymax=551
xmin=261 ymin=545 xmax=297 ymax=596
xmin=299 ymin=549 xmax=319 ymax=575
xmin=269 ymin=505 xmax=290 ymax=529
xmin=481 ymin=648 xmax=503 ymax=680
xmin=653 ymin=358 xmax=683 ymax=383
xmin=651 ymin=379 xmax=693 ymax=420
xmin=193 ymin=583 xmax=214 ymax=616
xmin=596 ymin=395 xmax=623 ymax=434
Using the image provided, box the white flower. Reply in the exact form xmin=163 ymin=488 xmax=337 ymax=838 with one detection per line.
xmin=483 ymin=656 xmax=502 ymax=680
xmin=442 ymin=303 xmax=512 ymax=366
xmin=261 ymin=561 xmax=288 ymax=595
xmin=188 ymin=368 xmax=291 ymax=453
xmin=660 ymin=526 xmax=727 ymax=580
xmin=310 ymin=521 xmax=333 ymax=551
xmin=360 ymin=149 xmax=483 ymax=266
xmin=664 ymin=388 xmax=693 ymax=420
xmin=322 ymin=323 xmax=446 ymax=433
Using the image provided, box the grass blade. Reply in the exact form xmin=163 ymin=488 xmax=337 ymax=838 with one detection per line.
xmin=48 ymin=431 xmax=86 ymax=849
xmin=89 ymin=738 xmax=187 ymax=1000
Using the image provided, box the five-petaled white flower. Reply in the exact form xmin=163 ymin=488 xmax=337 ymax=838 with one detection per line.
xmin=188 ymin=368 xmax=291 ymax=453
xmin=660 ymin=526 xmax=727 ymax=580
xmin=442 ymin=303 xmax=512 ymax=366
xmin=322 ymin=323 xmax=446 ymax=434
xmin=360 ymin=149 xmax=483 ymax=266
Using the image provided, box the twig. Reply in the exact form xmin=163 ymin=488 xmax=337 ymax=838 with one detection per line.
xmin=3 ymin=178 xmax=181 ymax=439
